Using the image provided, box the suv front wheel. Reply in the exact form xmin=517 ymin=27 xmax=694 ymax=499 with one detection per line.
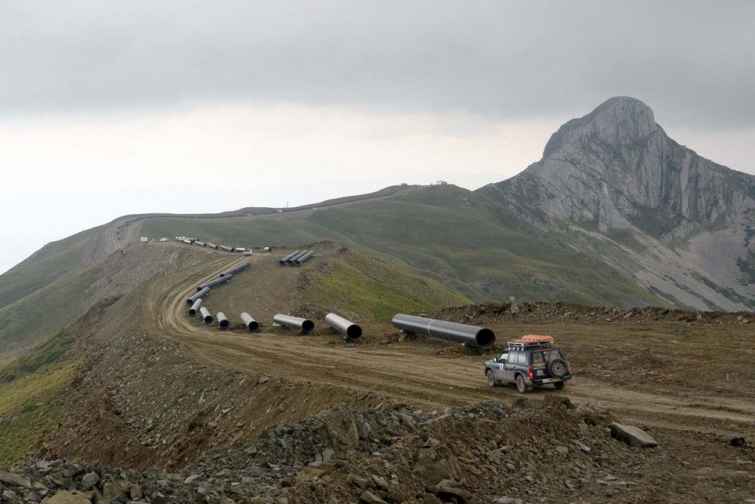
xmin=486 ymin=370 xmax=497 ymax=387
xmin=515 ymin=374 xmax=528 ymax=394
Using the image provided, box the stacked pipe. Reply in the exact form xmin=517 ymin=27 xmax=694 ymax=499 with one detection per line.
xmin=279 ymin=250 xmax=301 ymax=265
xmin=325 ymin=313 xmax=362 ymax=340
xmin=391 ymin=314 xmax=495 ymax=347
xmin=240 ymin=312 xmax=259 ymax=332
xmin=273 ymin=314 xmax=315 ymax=334
xmin=293 ymin=250 xmax=314 ymax=265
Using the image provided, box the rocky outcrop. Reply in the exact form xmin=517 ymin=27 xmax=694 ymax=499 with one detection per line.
xmin=480 ymin=96 xmax=755 ymax=310
xmin=488 ymin=97 xmax=755 ymax=237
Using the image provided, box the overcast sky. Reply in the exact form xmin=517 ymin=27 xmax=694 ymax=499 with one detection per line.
xmin=1 ymin=1 xmax=754 ymax=273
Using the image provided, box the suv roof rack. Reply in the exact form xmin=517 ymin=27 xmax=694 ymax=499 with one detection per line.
xmin=506 ymin=341 xmax=553 ymax=351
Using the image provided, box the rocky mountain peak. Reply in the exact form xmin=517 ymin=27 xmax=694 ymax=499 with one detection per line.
xmin=543 ymin=96 xmax=658 ymax=158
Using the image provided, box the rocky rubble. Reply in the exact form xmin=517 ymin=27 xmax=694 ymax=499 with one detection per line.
xmin=437 ymin=302 xmax=755 ymax=326
xmin=3 ymin=397 xmax=750 ymax=503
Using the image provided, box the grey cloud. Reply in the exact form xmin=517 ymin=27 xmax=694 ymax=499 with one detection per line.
xmin=1 ymin=0 xmax=754 ymax=127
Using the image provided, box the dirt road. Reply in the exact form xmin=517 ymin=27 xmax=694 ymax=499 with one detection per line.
xmin=150 ymin=254 xmax=755 ymax=437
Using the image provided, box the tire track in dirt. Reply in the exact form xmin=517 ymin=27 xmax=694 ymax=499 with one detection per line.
xmin=147 ymin=256 xmax=755 ymax=436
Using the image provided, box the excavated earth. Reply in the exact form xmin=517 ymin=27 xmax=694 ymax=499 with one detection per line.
xmin=1 ymin=242 xmax=754 ymax=503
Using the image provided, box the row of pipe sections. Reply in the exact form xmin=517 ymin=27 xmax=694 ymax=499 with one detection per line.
xmin=191 ymin=301 xmax=259 ymax=331
xmin=188 ymin=254 xmax=496 ymax=348
xmin=278 ymin=250 xmax=315 ymax=266
xmin=192 ymin=308 xmax=493 ymax=347
xmin=178 ymin=236 xmax=257 ymax=255
xmin=189 ymin=306 xmax=360 ymax=341
xmin=271 ymin=313 xmax=363 ymax=340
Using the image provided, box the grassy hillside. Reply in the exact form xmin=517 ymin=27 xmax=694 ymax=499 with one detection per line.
xmin=299 ymin=249 xmax=470 ymax=320
xmin=1 ymin=183 xmax=666 ymax=354
xmin=0 ymin=328 xmax=77 ymax=465
xmin=142 ymin=184 xmax=663 ymax=307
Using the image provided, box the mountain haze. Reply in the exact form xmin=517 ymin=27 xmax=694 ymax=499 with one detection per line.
xmin=0 ymin=96 xmax=752 ymax=354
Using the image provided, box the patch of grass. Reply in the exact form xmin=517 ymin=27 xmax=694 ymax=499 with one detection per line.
xmin=303 ymin=251 xmax=470 ymax=320
xmin=0 ymin=362 xmax=76 ymax=466
xmin=0 ymin=329 xmax=75 ymax=383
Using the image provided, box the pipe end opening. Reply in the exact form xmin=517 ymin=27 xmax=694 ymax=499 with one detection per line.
xmin=475 ymin=328 xmax=496 ymax=347
xmin=347 ymin=325 xmax=363 ymax=340
xmin=302 ymin=320 xmax=315 ymax=334
xmin=249 ymin=321 xmax=259 ymax=332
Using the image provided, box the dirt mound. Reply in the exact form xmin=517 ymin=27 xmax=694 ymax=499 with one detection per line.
xmin=437 ymin=302 xmax=755 ymax=326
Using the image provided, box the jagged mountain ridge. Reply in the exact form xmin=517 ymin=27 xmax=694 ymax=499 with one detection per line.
xmin=481 ymin=96 xmax=755 ymax=310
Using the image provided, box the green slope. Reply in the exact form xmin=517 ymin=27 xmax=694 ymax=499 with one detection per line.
xmin=141 ymin=184 xmax=662 ymax=307
xmin=1 ymin=184 xmax=665 ymax=354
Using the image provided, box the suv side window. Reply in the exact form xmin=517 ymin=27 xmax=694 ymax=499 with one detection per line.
xmin=514 ymin=352 xmax=525 ymax=365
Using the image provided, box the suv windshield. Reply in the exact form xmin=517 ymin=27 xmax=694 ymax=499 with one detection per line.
xmin=531 ymin=349 xmax=565 ymax=368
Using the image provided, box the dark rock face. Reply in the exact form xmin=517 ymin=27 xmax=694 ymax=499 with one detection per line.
xmin=480 ymin=96 xmax=755 ymax=310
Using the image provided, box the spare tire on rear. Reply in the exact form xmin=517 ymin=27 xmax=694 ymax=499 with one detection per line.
xmin=549 ymin=359 xmax=569 ymax=378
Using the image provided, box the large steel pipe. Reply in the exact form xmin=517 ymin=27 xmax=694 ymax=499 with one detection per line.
xmin=199 ymin=307 xmax=214 ymax=324
xmin=189 ymin=298 xmax=202 ymax=316
xmin=197 ymin=276 xmax=230 ymax=291
xmin=286 ymin=250 xmax=308 ymax=264
xmin=294 ymin=251 xmax=314 ymax=265
xmin=273 ymin=314 xmax=315 ymax=334
xmin=279 ymin=250 xmax=301 ymax=264
xmin=187 ymin=286 xmax=210 ymax=305
xmin=325 ymin=313 xmax=362 ymax=340
xmin=219 ymin=262 xmax=250 ymax=277
xmin=240 ymin=312 xmax=259 ymax=332
xmin=391 ymin=314 xmax=495 ymax=347
xmin=216 ymin=312 xmax=230 ymax=329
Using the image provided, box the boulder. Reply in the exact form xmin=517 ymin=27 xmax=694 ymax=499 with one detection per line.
xmin=360 ymin=490 xmax=388 ymax=504
xmin=429 ymin=479 xmax=472 ymax=502
xmin=80 ymin=472 xmax=99 ymax=490
xmin=609 ymin=423 xmax=658 ymax=448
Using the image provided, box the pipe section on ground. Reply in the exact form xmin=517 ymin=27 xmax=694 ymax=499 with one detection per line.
xmin=391 ymin=314 xmax=495 ymax=347
xmin=273 ymin=314 xmax=315 ymax=334
xmin=294 ymin=250 xmax=314 ymax=265
xmin=199 ymin=307 xmax=214 ymax=324
xmin=284 ymin=251 xmax=305 ymax=264
xmin=197 ymin=276 xmax=231 ymax=291
xmin=216 ymin=312 xmax=229 ymax=329
xmin=279 ymin=250 xmax=301 ymax=265
xmin=325 ymin=313 xmax=362 ymax=340
xmin=187 ymin=286 xmax=210 ymax=305
xmin=189 ymin=298 xmax=202 ymax=316
xmin=240 ymin=312 xmax=259 ymax=332
xmin=221 ymin=262 xmax=250 ymax=276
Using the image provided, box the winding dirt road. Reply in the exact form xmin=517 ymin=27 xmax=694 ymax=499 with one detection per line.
xmin=149 ymin=253 xmax=755 ymax=437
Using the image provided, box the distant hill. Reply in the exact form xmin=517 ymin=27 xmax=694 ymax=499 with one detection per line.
xmin=1 ymin=96 xmax=752 ymax=353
